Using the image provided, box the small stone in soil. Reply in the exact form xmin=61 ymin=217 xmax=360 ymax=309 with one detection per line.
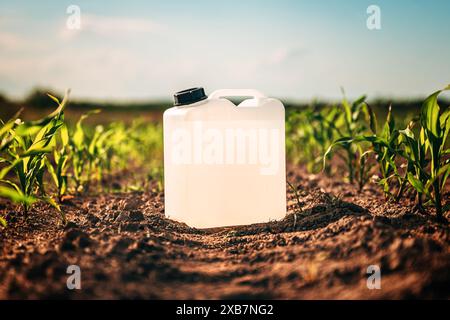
xmin=129 ymin=210 xmax=145 ymax=222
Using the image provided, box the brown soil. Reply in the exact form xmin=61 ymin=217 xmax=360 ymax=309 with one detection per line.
xmin=0 ymin=166 xmax=449 ymax=299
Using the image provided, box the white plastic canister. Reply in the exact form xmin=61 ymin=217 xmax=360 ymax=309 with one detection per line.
xmin=163 ymin=88 xmax=286 ymax=228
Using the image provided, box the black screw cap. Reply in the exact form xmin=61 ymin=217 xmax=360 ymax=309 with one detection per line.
xmin=173 ymin=87 xmax=207 ymax=106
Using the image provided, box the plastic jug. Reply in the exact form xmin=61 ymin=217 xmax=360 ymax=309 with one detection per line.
xmin=163 ymin=88 xmax=286 ymax=228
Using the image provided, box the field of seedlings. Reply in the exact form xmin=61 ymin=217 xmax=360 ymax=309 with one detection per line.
xmin=0 ymin=87 xmax=449 ymax=299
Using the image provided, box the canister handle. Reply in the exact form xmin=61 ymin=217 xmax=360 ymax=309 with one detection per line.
xmin=209 ymin=89 xmax=266 ymax=99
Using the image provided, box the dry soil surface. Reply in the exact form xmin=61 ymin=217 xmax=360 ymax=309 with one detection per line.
xmin=1 ymin=167 xmax=449 ymax=299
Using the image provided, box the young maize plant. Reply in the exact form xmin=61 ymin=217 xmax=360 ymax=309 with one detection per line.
xmin=399 ymin=86 xmax=450 ymax=218
xmin=421 ymin=86 xmax=450 ymax=217
xmin=0 ymin=91 xmax=69 ymax=221
xmin=330 ymin=105 xmax=402 ymax=196
xmin=322 ymin=86 xmax=449 ymax=216
xmin=0 ymin=112 xmax=26 ymax=227
xmin=365 ymin=106 xmax=403 ymax=198
xmin=0 ymin=90 xmax=168 ymax=228
xmin=45 ymin=120 xmax=70 ymax=202
xmin=398 ymin=120 xmax=429 ymax=209
xmin=323 ymin=93 xmax=375 ymax=189
xmin=69 ymin=109 xmax=101 ymax=193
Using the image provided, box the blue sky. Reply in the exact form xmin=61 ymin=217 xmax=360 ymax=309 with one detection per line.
xmin=0 ymin=0 xmax=449 ymax=101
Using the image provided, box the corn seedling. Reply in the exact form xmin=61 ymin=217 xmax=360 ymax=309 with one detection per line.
xmin=45 ymin=121 xmax=70 ymax=202
xmin=367 ymin=106 xmax=402 ymax=199
xmin=321 ymin=86 xmax=449 ymax=216
xmin=0 ymin=92 xmax=69 ymax=221
xmin=69 ymin=109 xmax=101 ymax=193
xmin=328 ymin=105 xmax=402 ymax=195
xmin=0 ymin=90 xmax=168 ymax=228
xmin=398 ymin=86 xmax=450 ymax=217
xmin=323 ymin=93 xmax=375 ymax=189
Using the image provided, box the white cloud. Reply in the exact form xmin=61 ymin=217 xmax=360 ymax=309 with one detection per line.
xmin=268 ymin=47 xmax=308 ymax=65
xmin=0 ymin=13 xmax=174 ymax=99
xmin=59 ymin=14 xmax=165 ymax=40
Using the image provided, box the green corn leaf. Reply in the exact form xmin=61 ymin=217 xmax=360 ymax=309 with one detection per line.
xmin=88 ymin=126 xmax=103 ymax=155
xmin=441 ymin=108 xmax=450 ymax=148
xmin=0 ymin=216 xmax=6 ymax=227
xmin=421 ymin=90 xmax=440 ymax=137
xmin=340 ymin=93 xmax=353 ymax=130
xmin=322 ymin=136 xmax=353 ymax=170
xmin=72 ymin=109 xmax=101 ymax=149
xmin=381 ymin=105 xmax=395 ymax=139
xmin=60 ymin=123 xmax=69 ymax=147
xmin=43 ymin=195 xmax=60 ymax=211
xmin=0 ymin=186 xmax=36 ymax=205
xmin=60 ymin=176 xmax=67 ymax=196
xmin=48 ymin=89 xmax=70 ymax=118
xmin=439 ymin=163 xmax=450 ymax=190
xmin=20 ymin=147 xmax=52 ymax=157
xmin=352 ymin=95 xmax=367 ymax=114
xmin=25 ymin=90 xmax=70 ymax=127
xmin=0 ymin=159 xmax=20 ymax=180
xmin=43 ymin=196 xmax=66 ymax=223
xmin=407 ymin=172 xmax=425 ymax=194
xmin=421 ymin=85 xmax=449 ymax=138
xmin=0 ymin=135 xmax=15 ymax=152
xmin=424 ymin=163 xmax=450 ymax=192
xmin=440 ymin=107 xmax=450 ymax=127
xmin=0 ymin=179 xmax=21 ymax=193
xmin=360 ymin=102 xmax=377 ymax=134
xmin=46 ymin=93 xmax=60 ymax=105
xmin=14 ymin=134 xmax=28 ymax=150
xmin=353 ymin=135 xmax=391 ymax=149
xmin=14 ymin=123 xmax=44 ymax=137
xmin=30 ymin=121 xmax=63 ymax=150
xmin=72 ymin=125 xmax=85 ymax=149
xmin=399 ymin=126 xmax=415 ymax=139
xmin=45 ymin=158 xmax=58 ymax=186
xmin=0 ymin=119 xmax=15 ymax=137
xmin=399 ymin=128 xmax=420 ymax=163
xmin=57 ymin=154 xmax=68 ymax=175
